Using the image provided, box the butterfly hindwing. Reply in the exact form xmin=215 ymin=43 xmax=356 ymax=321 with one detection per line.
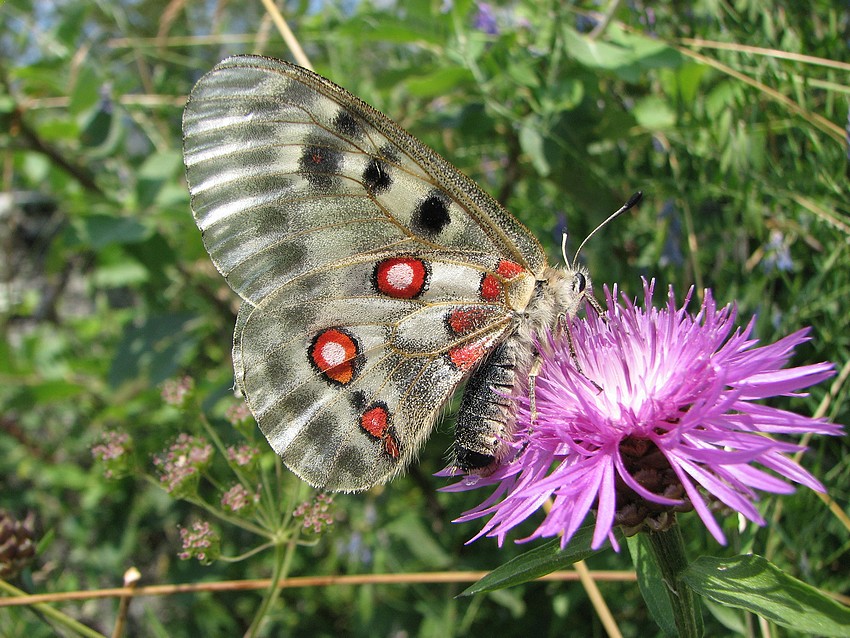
xmin=183 ymin=55 xmax=549 ymax=490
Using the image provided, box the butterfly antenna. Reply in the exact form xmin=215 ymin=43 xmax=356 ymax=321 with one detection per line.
xmin=560 ymin=231 xmax=570 ymax=265
xmin=570 ymin=191 xmax=642 ymax=269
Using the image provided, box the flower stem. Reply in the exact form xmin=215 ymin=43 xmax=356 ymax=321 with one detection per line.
xmin=243 ymin=533 xmax=299 ymax=638
xmin=645 ymin=525 xmax=702 ymax=638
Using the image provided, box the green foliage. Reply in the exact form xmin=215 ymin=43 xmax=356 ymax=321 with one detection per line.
xmin=461 ymin=526 xmax=599 ymax=596
xmin=627 ymin=534 xmax=681 ymax=637
xmin=682 ymin=555 xmax=850 ymax=636
xmin=1 ymin=0 xmax=848 ymax=636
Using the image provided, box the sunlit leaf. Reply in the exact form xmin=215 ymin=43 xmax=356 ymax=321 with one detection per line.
xmin=682 ymin=555 xmax=850 ymax=636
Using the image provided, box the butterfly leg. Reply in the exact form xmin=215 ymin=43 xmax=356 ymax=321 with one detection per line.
xmin=561 ymin=316 xmax=603 ymax=393
xmin=527 ymin=352 xmax=543 ymax=428
xmin=500 ymin=350 xmax=542 ymax=465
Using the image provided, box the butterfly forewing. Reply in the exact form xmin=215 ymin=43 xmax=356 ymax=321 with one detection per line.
xmin=183 ymin=55 xmax=548 ymax=491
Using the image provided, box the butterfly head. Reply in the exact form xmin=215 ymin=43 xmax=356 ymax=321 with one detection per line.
xmin=527 ymin=264 xmax=597 ymax=337
xmin=553 ymin=193 xmax=643 ymax=321
xmin=549 ymin=263 xmax=598 ymax=319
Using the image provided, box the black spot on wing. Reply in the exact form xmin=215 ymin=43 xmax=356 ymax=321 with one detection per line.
xmin=350 ymin=390 xmax=368 ymax=412
xmin=333 ymin=110 xmax=362 ymax=138
xmin=363 ymin=158 xmax=392 ymax=194
xmin=299 ymin=142 xmax=343 ymax=189
xmin=411 ymin=189 xmax=451 ymax=237
xmin=326 ymin=443 xmax=373 ymax=486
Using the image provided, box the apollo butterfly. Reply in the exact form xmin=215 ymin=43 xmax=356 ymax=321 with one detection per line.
xmin=182 ymin=55 xmax=635 ymax=491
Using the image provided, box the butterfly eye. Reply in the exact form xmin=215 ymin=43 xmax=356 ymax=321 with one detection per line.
xmin=574 ymin=272 xmax=587 ymax=293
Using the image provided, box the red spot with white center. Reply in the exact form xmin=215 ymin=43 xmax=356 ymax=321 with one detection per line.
xmin=360 ymin=402 xmax=401 ymax=459
xmin=374 ymin=257 xmax=428 ymax=299
xmin=447 ymin=307 xmax=494 ymax=335
xmin=480 ymin=259 xmax=525 ymax=301
xmin=309 ymin=328 xmax=360 ymax=385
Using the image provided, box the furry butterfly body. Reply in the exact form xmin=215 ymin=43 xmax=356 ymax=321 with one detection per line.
xmin=182 ymin=56 xmax=591 ymax=491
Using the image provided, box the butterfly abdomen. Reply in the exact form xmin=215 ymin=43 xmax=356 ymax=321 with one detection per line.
xmin=454 ymin=341 xmax=519 ymax=469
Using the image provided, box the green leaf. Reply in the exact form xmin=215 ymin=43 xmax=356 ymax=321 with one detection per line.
xmin=37 ymin=117 xmax=80 ymax=142
xmin=505 ymin=61 xmax=541 ymax=90
xmin=460 ymin=525 xmax=598 ymax=596
xmin=138 ymin=150 xmax=184 ymax=181
xmin=20 ymin=379 xmax=86 ymax=403
xmin=627 ymin=535 xmax=678 ymax=637
xmin=518 ymin=119 xmax=550 ymax=177
xmin=92 ymin=259 xmax=149 ymax=287
xmin=541 ymin=78 xmax=584 ymax=113
xmin=660 ymin=61 xmax=707 ymax=105
xmin=562 ymin=25 xmax=681 ymax=82
xmin=76 ymin=214 xmax=150 ymax=249
xmin=385 ymin=513 xmax=452 ymax=569
xmin=681 ymin=555 xmax=850 ymax=636
xmin=108 ymin=313 xmax=199 ymax=387
xmin=137 ymin=150 xmax=184 ymax=207
xmin=404 ymin=67 xmax=474 ymax=98
xmin=80 ymin=105 xmax=113 ymax=148
xmin=702 ymin=598 xmax=747 ymax=635
xmin=563 ymin=26 xmax=629 ymax=68
xmin=633 ymin=95 xmax=676 ymax=130
xmin=335 ymin=14 xmax=445 ymax=45
xmin=69 ymin=64 xmax=101 ymax=115
xmin=22 ymin=152 xmax=51 ymax=183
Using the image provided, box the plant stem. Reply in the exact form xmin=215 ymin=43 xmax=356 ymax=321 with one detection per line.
xmin=243 ymin=534 xmax=299 ymax=638
xmin=645 ymin=526 xmax=702 ymax=638
xmin=0 ymin=579 xmax=107 ymax=638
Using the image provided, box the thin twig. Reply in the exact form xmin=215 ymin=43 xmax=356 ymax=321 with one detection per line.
xmin=787 ymin=193 xmax=850 ymax=238
xmin=9 ymin=108 xmax=105 ymax=196
xmin=574 ymin=559 xmax=624 ymax=638
xmin=672 ymin=45 xmax=845 ymax=145
xmin=541 ymin=499 xmax=623 ymax=637
xmin=678 ymin=38 xmax=850 ymax=73
xmin=0 ymin=580 xmax=106 ymax=638
xmin=107 ymin=34 xmax=261 ymax=48
xmin=0 ymin=570 xmax=636 ymax=607
xmin=588 ymin=0 xmax=623 ymax=40
xmin=110 ymin=568 xmax=140 ymax=638
xmin=258 ymin=0 xmax=312 ymax=69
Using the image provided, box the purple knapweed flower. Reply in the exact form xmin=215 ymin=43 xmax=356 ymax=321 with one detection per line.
xmin=445 ymin=281 xmax=841 ymax=550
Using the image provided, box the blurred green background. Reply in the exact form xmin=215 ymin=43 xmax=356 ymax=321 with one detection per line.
xmin=1 ymin=0 xmax=848 ymax=636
